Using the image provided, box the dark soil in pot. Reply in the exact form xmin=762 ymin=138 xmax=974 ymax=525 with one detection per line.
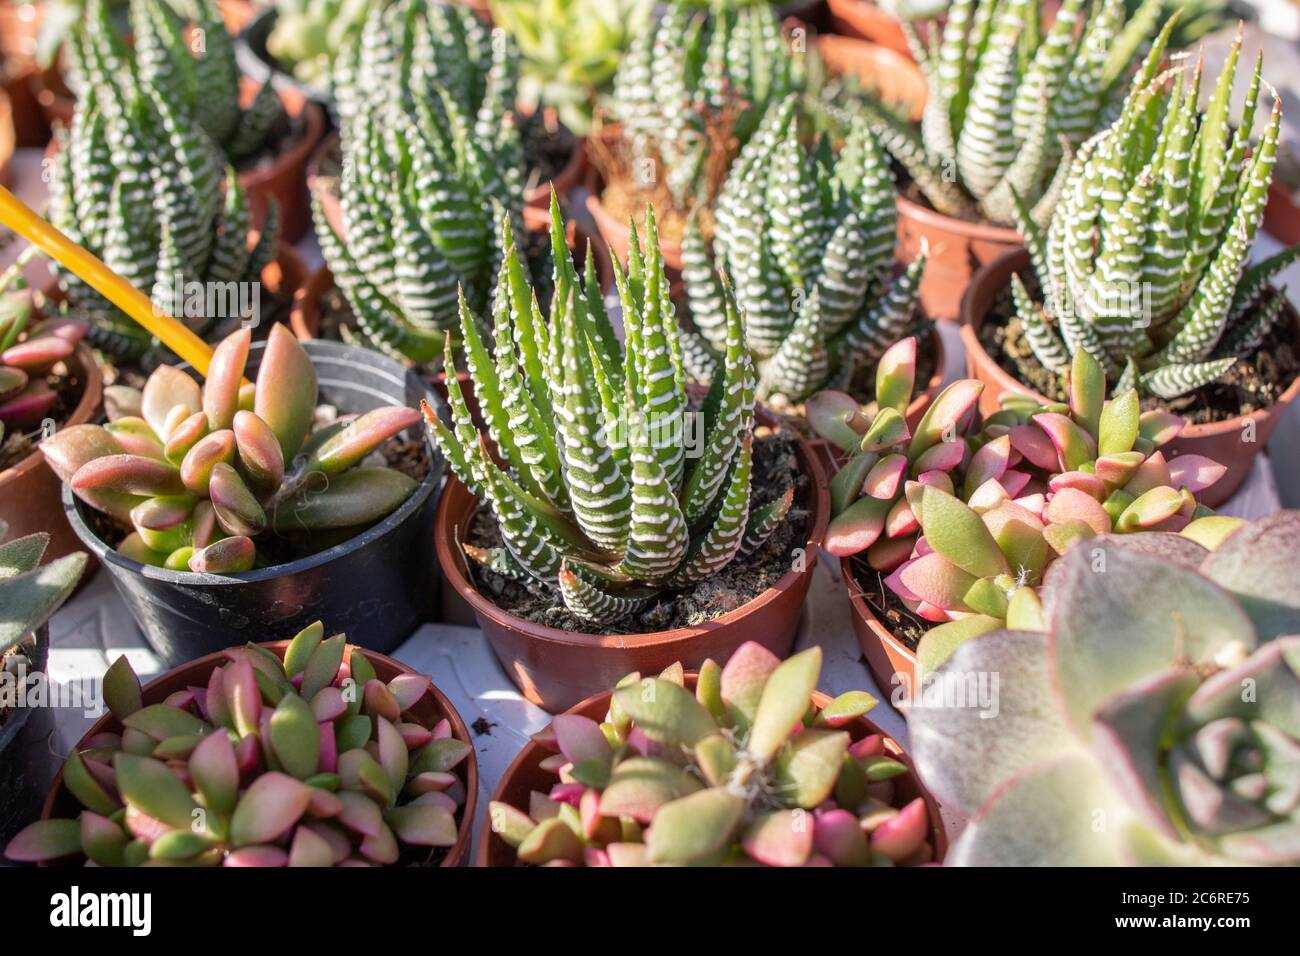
xmin=975 ymin=270 xmax=1300 ymax=427
xmin=465 ymin=428 xmax=809 ymax=635
xmin=847 ymin=554 xmax=928 ymax=653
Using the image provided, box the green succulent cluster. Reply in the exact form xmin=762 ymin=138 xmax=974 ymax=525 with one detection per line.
xmin=265 ymin=0 xmax=379 ymax=91
xmin=315 ymin=0 xmax=527 ymax=362
xmin=50 ymin=0 xmax=279 ymax=359
xmin=422 ymin=203 xmax=797 ymax=625
xmin=608 ymin=2 xmax=799 ymax=205
xmin=490 ymin=644 xmax=937 ymax=866
xmin=1010 ymin=28 xmax=1300 ymax=400
xmin=490 ymin=0 xmax=653 ymax=136
xmin=910 ymin=512 xmax=1300 ymax=866
xmin=856 ymin=0 xmax=1166 ymax=227
xmin=684 ymin=96 xmax=925 ymax=404
xmin=6 ymin=625 xmax=472 ymax=866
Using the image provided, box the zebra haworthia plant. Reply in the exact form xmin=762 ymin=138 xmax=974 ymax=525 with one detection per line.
xmin=5 ymin=625 xmax=472 ymax=866
xmin=809 ymin=344 xmax=1223 ymax=671
xmin=421 ymin=203 xmax=796 ymax=626
xmin=38 ymin=326 xmax=422 ymax=574
xmin=1010 ymin=27 xmax=1300 ymax=400
xmin=608 ymin=3 xmax=799 ymax=205
xmin=684 ymin=96 xmax=925 ymax=404
xmin=857 ymin=0 xmax=1166 ymax=227
xmin=70 ymin=0 xmax=288 ymax=168
xmin=908 ymin=512 xmax=1300 ymax=866
xmin=315 ymin=0 xmax=526 ymax=361
xmin=50 ymin=0 xmax=277 ymax=358
xmin=489 ymin=644 xmax=935 ymax=866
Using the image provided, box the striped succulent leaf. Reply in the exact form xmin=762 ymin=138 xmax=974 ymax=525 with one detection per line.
xmin=850 ymin=0 xmax=1164 ymax=227
xmin=421 ymin=202 xmax=792 ymax=626
xmin=687 ymin=97 xmax=923 ymax=404
xmin=51 ymin=7 xmax=272 ymax=359
xmin=317 ymin=0 xmax=526 ymax=360
xmin=608 ymin=4 xmax=799 ymax=205
xmin=1011 ymin=28 xmax=1298 ymax=400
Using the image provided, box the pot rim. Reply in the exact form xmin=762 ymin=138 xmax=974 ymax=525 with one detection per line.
xmin=0 ymin=342 xmax=103 ymax=491
xmin=960 ymin=246 xmax=1300 ymax=440
xmin=38 ymin=639 xmax=478 ymax=868
xmin=840 ymin=553 xmax=917 ymax=663
xmin=235 ymin=8 xmax=335 ymax=105
xmin=235 ymin=76 xmax=326 ymax=192
xmin=476 ymin=672 xmax=946 ymax=866
xmin=896 ymin=192 xmax=1023 ymax=245
xmin=811 ymin=32 xmax=926 ymax=124
xmin=437 ymin=413 xmax=831 ymax=650
xmin=60 ymin=339 xmax=446 ymax=587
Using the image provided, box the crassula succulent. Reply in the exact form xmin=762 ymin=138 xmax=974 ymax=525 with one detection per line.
xmin=315 ymin=0 xmax=527 ymax=360
xmin=0 ymin=269 xmax=89 ymax=471
xmin=908 ymin=511 xmax=1300 ymax=866
xmin=809 ymin=342 xmax=1223 ymax=666
xmin=608 ymin=3 xmax=798 ymax=205
xmin=422 ymin=203 xmax=796 ymax=625
xmin=1009 ymin=27 xmax=1300 ymax=399
xmin=38 ymin=325 xmax=422 ymax=574
xmin=856 ymin=0 xmax=1166 ymax=227
xmin=5 ymin=624 xmax=472 ymax=866
xmin=684 ymin=95 xmax=925 ymax=405
xmin=50 ymin=0 xmax=276 ymax=358
xmin=489 ymin=643 xmax=935 ymax=866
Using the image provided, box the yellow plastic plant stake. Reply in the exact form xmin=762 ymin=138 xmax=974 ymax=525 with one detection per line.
xmin=0 ymin=184 xmax=216 ymax=375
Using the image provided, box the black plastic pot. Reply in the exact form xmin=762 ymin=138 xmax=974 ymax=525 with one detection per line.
xmin=63 ymin=339 xmax=447 ymax=664
xmin=0 ymin=628 xmax=58 ymax=849
xmin=235 ymin=8 xmax=335 ymax=115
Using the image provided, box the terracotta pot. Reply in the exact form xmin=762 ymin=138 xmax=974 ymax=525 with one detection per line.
xmin=814 ymin=33 xmax=926 ymax=123
xmin=842 ymin=556 xmax=918 ymax=698
xmin=438 ymin=414 xmax=831 ymax=713
xmin=898 ymin=193 xmax=1021 ymax=322
xmin=0 ymin=86 xmax=12 ymax=186
xmin=826 ymin=0 xmax=911 ymax=57
xmin=960 ymin=247 xmax=1300 ymax=508
xmin=1264 ymin=180 xmax=1300 ymax=245
xmin=522 ymin=124 xmax=588 ymax=234
xmin=477 ymin=673 xmax=947 ymax=866
xmin=38 ymin=640 xmax=478 ymax=867
xmin=0 ymin=342 xmax=102 ymax=572
xmin=238 ymin=77 xmax=325 ymax=244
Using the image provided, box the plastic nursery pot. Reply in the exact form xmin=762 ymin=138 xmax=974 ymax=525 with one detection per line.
xmin=960 ymin=247 xmax=1300 ymax=508
xmin=0 ymin=627 xmax=58 ymax=846
xmin=1264 ymin=180 xmax=1300 ymax=245
xmin=235 ymin=8 xmax=335 ymax=108
xmin=237 ymin=76 xmax=326 ymax=244
xmin=0 ymin=87 xmax=13 ymax=185
xmin=62 ymin=338 xmax=448 ymax=664
xmin=897 ymin=194 xmax=1021 ymax=322
xmin=438 ymin=414 xmax=832 ymax=714
xmin=813 ymin=33 xmax=926 ymax=124
xmin=826 ymin=0 xmax=912 ymax=58
xmin=477 ymin=672 xmax=947 ymax=866
xmin=0 ymin=342 xmax=102 ymax=571
xmin=38 ymin=639 xmax=479 ymax=867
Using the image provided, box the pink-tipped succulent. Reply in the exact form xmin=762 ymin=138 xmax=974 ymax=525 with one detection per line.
xmin=39 ymin=325 xmax=422 ymax=573
xmin=0 ymin=274 xmax=89 ymax=471
xmin=809 ymin=344 xmax=1225 ymax=672
xmin=488 ymin=642 xmax=935 ymax=867
xmin=4 ymin=624 xmax=471 ymax=867
xmin=909 ymin=512 xmax=1300 ymax=866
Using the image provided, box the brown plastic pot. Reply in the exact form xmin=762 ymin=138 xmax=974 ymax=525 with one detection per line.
xmin=1264 ymin=180 xmax=1300 ymax=245
xmin=477 ymin=673 xmax=947 ymax=866
xmin=238 ymin=77 xmax=325 ymax=244
xmin=38 ymin=640 xmax=478 ymax=867
xmin=960 ymin=247 xmax=1300 ymax=508
xmin=842 ymin=557 xmax=918 ymax=698
xmin=814 ymin=33 xmax=926 ymax=124
xmin=438 ymin=414 xmax=831 ymax=713
xmin=898 ymin=194 xmax=1021 ymax=322
xmin=0 ymin=342 xmax=102 ymax=571
xmin=0 ymin=86 xmax=13 ymax=186
xmin=826 ymin=0 xmax=911 ymax=57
